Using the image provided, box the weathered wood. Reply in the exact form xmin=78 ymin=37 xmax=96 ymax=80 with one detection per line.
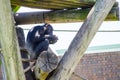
xmin=14 ymin=7 xmax=119 ymax=25
xmin=16 ymin=27 xmax=25 ymax=47
xmin=16 ymin=27 xmax=35 ymax=80
xmin=72 ymin=72 xmax=85 ymax=80
xmin=11 ymin=0 xmax=94 ymax=10
xmin=34 ymin=48 xmax=58 ymax=80
xmin=0 ymin=53 xmax=7 ymax=80
xmin=47 ymin=0 xmax=116 ymax=80
xmin=0 ymin=0 xmax=25 ymax=80
xmin=11 ymin=0 xmax=118 ymax=10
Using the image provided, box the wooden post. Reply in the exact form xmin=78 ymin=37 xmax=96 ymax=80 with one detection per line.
xmin=0 ymin=0 xmax=25 ymax=80
xmin=16 ymin=27 xmax=35 ymax=80
xmin=34 ymin=48 xmax=58 ymax=80
xmin=47 ymin=0 xmax=116 ymax=80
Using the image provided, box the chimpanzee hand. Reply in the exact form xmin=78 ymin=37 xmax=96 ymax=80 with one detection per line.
xmin=48 ymin=35 xmax=58 ymax=44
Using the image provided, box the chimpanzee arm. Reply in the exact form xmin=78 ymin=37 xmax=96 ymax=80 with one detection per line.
xmin=45 ymin=35 xmax=58 ymax=44
xmin=35 ymin=38 xmax=45 ymax=43
xmin=44 ymin=24 xmax=58 ymax=44
xmin=33 ymin=36 xmax=45 ymax=43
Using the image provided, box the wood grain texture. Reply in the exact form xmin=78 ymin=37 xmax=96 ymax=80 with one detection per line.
xmin=35 ymin=48 xmax=58 ymax=80
xmin=11 ymin=0 xmax=118 ymax=10
xmin=0 ymin=0 xmax=25 ymax=80
xmin=14 ymin=7 xmax=119 ymax=25
xmin=47 ymin=0 xmax=116 ymax=80
xmin=11 ymin=0 xmax=95 ymax=10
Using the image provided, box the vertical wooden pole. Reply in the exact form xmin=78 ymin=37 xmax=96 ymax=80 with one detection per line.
xmin=48 ymin=0 xmax=116 ymax=80
xmin=0 ymin=0 xmax=25 ymax=80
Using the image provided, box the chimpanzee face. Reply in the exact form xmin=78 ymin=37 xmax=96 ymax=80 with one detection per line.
xmin=44 ymin=24 xmax=53 ymax=35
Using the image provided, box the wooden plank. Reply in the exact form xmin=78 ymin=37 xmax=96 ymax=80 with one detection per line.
xmin=11 ymin=0 xmax=94 ymax=10
xmin=47 ymin=0 xmax=116 ymax=80
xmin=11 ymin=0 xmax=118 ymax=10
xmin=14 ymin=7 xmax=119 ymax=25
xmin=0 ymin=0 xmax=26 ymax=80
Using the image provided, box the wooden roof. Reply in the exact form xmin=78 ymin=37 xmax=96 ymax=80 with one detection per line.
xmin=11 ymin=0 xmax=99 ymax=10
xmin=11 ymin=0 xmax=119 ymax=24
xmin=11 ymin=0 xmax=119 ymax=10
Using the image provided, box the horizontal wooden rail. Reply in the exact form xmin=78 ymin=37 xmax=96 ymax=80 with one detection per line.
xmin=14 ymin=7 xmax=119 ymax=25
xmin=11 ymin=0 xmax=118 ymax=10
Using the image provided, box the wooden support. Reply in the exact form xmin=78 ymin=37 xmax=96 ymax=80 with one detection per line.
xmin=0 ymin=0 xmax=25 ymax=80
xmin=16 ymin=27 xmax=36 ymax=80
xmin=47 ymin=0 xmax=116 ymax=80
xmin=14 ymin=7 xmax=119 ymax=25
xmin=11 ymin=0 xmax=118 ymax=10
xmin=34 ymin=48 xmax=58 ymax=80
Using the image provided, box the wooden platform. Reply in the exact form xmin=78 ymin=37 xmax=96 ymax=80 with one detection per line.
xmin=11 ymin=0 xmax=118 ymax=10
xmin=12 ymin=0 xmax=119 ymax=25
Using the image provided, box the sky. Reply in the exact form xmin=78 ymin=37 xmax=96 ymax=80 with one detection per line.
xmin=17 ymin=1 xmax=120 ymax=54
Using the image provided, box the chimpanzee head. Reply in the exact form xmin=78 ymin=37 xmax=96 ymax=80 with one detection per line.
xmin=44 ymin=23 xmax=53 ymax=35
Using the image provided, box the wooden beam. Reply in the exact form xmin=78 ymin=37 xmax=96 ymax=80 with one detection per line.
xmin=47 ymin=0 xmax=116 ymax=80
xmin=14 ymin=7 xmax=119 ymax=25
xmin=0 ymin=0 xmax=25 ymax=80
xmin=11 ymin=0 xmax=95 ymax=10
xmin=11 ymin=0 xmax=118 ymax=10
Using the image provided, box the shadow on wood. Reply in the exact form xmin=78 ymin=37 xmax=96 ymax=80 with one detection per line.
xmin=16 ymin=27 xmax=35 ymax=80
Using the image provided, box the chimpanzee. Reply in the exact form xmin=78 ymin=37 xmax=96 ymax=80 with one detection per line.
xmin=26 ymin=23 xmax=58 ymax=60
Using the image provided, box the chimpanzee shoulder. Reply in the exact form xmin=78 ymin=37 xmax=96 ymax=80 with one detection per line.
xmin=26 ymin=25 xmax=45 ymax=43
